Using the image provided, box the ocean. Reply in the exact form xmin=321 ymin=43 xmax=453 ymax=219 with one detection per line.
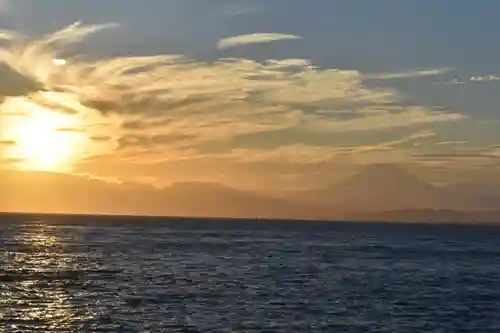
xmin=1 ymin=214 xmax=500 ymax=332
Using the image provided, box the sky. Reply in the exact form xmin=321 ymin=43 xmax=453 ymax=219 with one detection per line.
xmin=1 ymin=1 xmax=500 ymax=216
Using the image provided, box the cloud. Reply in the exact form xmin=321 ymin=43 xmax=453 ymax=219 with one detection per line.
xmin=0 ymin=65 xmax=43 ymax=98
xmin=0 ymin=139 xmax=16 ymax=146
xmin=0 ymin=30 xmax=14 ymax=41
xmin=302 ymin=108 xmax=464 ymax=133
xmin=470 ymin=75 xmax=500 ymax=82
xmin=226 ymin=144 xmax=351 ymax=164
xmin=363 ymin=68 xmax=453 ymax=80
xmin=413 ymin=152 xmax=500 ymax=161
xmin=168 ymin=131 xmax=437 ymax=168
xmin=217 ymin=33 xmax=302 ymax=49
xmin=116 ymin=133 xmax=194 ymax=150
xmin=90 ymin=135 xmax=112 ymax=142
xmin=436 ymin=141 xmax=467 ymax=145
xmin=55 ymin=127 xmax=83 ymax=133
xmin=445 ymin=74 xmax=500 ymax=85
xmin=354 ymin=130 xmax=436 ymax=152
xmin=0 ymin=22 xmax=467 ymax=181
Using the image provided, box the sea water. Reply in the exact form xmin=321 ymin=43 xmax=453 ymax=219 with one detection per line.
xmin=1 ymin=214 xmax=500 ymax=332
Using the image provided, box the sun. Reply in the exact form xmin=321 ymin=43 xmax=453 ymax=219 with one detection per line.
xmin=1 ymin=97 xmax=84 ymax=171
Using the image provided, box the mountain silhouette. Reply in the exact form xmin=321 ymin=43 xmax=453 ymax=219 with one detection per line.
xmin=292 ymin=163 xmax=444 ymax=212
xmin=3 ymin=166 xmax=499 ymax=220
xmin=339 ymin=163 xmax=434 ymax=194
xmin=0 ymin=170 xmax=324 ymax=219
xmin=335 ymin=163 xmax=441 ymax=211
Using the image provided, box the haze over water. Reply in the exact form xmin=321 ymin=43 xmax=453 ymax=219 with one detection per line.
xmin=1 ymin=215 xmax=500 ymax=332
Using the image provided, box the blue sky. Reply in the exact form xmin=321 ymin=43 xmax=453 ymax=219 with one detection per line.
xmin=1 ymin=0 xmax=500 ymax=194
xmin=6 ymin=0 xmax=500 ymax=69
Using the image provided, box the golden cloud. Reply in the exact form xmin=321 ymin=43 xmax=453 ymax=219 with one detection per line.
xmin=0 ymin=22 xmax=467 ymax=174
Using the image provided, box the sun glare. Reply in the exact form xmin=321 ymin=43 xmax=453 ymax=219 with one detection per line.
xmin=1 ymin=97 xmax=84 ymax=171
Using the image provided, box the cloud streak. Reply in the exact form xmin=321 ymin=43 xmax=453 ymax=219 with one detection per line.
xmin=445 ymin=74 xmax=500 ymax=85
xmin=354 ymin=130 xmax=436 ymax=152
xmin=363 ymin=68 xmax=453 ymax=80
xmin=470 ymin=75 xmax=500 ymax=82
xmin=217 ymin=33 xmax=302 ymax=49
xmin=0 ymin=139 xmax=16 ymax=146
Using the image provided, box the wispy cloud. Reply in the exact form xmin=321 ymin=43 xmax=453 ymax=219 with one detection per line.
xmin=217 ymin=33 xmax=302 ymax=49
xmin=363 ymin=68 xmax=453 ymax=80
xmin=470 ymin=75 xmax=500 ymax=82
xmin=413 ymin=152 xmax=500 ymax=161
xmin=226 ymin=144 xmax=351 ymax=164
xmin=354 ymin=130 xmax=436 ymax=152
xmin=436 ymin=141 xmax=467 ymax=145
xmin=90 ymin=135 xmax=112 ymax=142
xmin=223 ymin=131 xmax=435 ymax=165
xmin=55 ymin=127 xmax=84 ymax=133
xmin=445 ymin=74 xmax=500 ymax=85
xmin=0 ymin=30 xmax=15 ymax=41
xmin=0 ymin=139 xmax=16 ymax=146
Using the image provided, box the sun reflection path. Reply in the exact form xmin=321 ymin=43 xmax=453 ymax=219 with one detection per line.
xmin=0 ymin=222 xmax=97 ymax=331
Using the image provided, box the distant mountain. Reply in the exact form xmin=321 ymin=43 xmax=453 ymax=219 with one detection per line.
xmin=0 ymin=170 xmax=327 ymax=220
xmin=292 ymin=163 xmax=452 ymax=211
xmin=2 ymin=167 xmax=499 ymax=222
xmin=158 ymin=182 xmax=328 ymax=220
xmin=339 ymin=163 xmax=449 ymax=211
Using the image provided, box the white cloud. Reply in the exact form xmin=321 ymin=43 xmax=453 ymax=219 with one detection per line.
xmin=217 ymin=33 xmax=302 ymax=49
xmin=445 ymin=74 xmax=500 ymax=85
xmin=436 ymin=141 xmax=467 ymax=145
xmin=363 ymin=68 xmax=453 ymax=80
xmin=470 ymin=75 xmax=500 ymax=82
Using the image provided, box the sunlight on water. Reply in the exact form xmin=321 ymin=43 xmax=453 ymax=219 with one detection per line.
xmin=0 ymin=222 xmax=96 ymax=331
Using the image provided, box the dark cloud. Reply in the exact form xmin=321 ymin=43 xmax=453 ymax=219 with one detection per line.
xmin=56 ymin=128 xmax=83 ymax=133
xmin=151 ymin=133 xmax=194 ymax=145
xmin=90 ymin=135 xmax=112 ymax=142
xmin=117 ymin=133 xmax=195 ymax=150
xmin=0 ymin=64 xmax=42 ymax=98
xmin=0 ymin=139 xmax=16 ymax=145
xmin=413 ymin=153 xmax=500 ymax=160
xmin=25 ymin=94 xmax=82 ymax=115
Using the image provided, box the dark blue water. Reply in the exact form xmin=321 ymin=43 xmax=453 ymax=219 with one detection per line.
xmin=1 ymin=214 xmax=500 ymax=332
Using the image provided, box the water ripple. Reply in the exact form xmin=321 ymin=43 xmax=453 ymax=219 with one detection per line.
xmin=1 ymin=218 xmax=500 ymax=332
